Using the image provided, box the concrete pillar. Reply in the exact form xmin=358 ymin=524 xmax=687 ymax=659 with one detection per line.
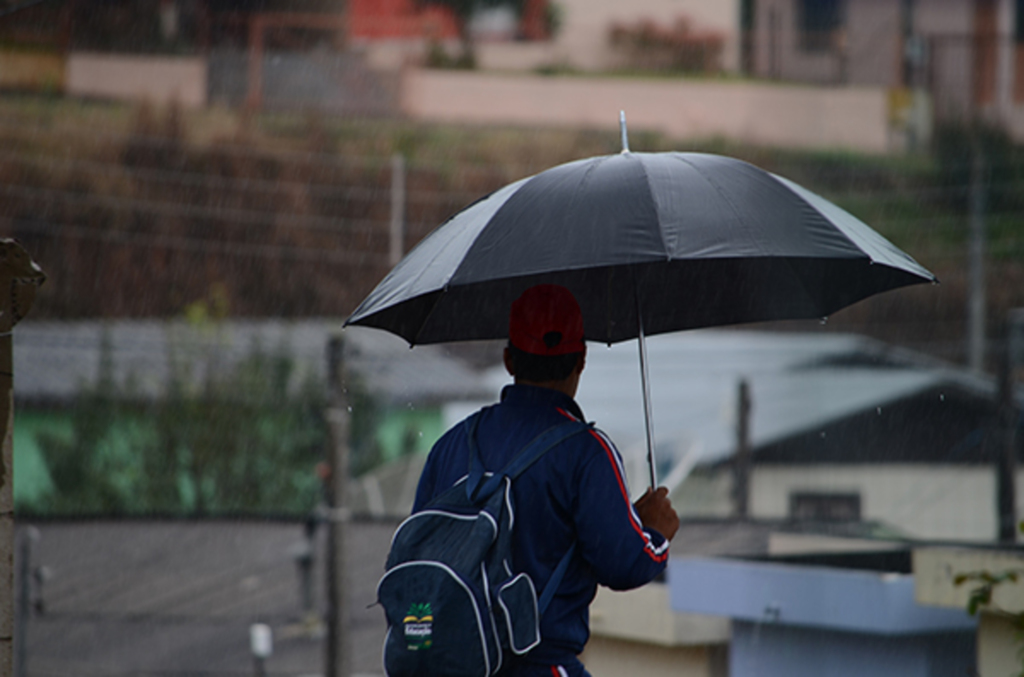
xmin=0 ymin=239 xmax=45 ymax=674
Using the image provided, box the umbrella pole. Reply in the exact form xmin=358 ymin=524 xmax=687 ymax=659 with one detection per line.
xmin=619 ymin=110 xmax=630 ymax=154
xmin=636 ymin=306 xmax=658 ymax=489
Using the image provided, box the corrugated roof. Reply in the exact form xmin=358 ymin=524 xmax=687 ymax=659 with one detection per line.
xmin=12 ymin=320 xmax=492 ymax=406
xmin=471 ymin=330 xmax=1014 ymax=479
xmin=342 ymin=326 xmax=495 ymax=405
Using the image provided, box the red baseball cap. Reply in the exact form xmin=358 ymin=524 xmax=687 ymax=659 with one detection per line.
xmin=508 ymin=284 xmax=585 ymax=356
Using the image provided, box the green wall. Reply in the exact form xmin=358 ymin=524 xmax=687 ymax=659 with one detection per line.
xmin=375 ymin=408 xmax=445 ymax=463
xmin=12 ymin=409 xmax=62 ymax=510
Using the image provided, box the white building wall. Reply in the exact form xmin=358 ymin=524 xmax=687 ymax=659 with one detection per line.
xmin=584 ymin=583 xmax=729 ymax=677
xmin=978 ymin=613 xmax=1022 ymax=677
xmin=673 ymin=470 xmax=734 ymax=517
xmin=916 ymin=548 xmax=1024 ymax=677
xmin=750 ymin=465 xmax=998 ymax=541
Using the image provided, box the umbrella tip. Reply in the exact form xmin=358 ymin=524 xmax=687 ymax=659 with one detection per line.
xmin=619 ymin=110 xmax=630 ymax=154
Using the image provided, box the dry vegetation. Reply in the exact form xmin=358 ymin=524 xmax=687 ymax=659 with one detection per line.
xmin=1 ymin=94 xmax=1022 ymax=364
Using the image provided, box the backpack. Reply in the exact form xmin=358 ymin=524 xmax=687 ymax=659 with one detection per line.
xmin=377 ymin=414 xmax=592 ymax=677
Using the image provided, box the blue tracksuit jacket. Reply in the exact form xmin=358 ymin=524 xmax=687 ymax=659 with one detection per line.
xmin=413 ymin=384 xmax=670 ymax=673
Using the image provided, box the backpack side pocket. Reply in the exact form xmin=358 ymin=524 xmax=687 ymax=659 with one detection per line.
xmin=495 ymin=573 xmax=541 ymax=655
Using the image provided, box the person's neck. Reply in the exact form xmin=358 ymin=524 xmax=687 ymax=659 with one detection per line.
xmin=514 ymin=377 xmax=578 ymax=400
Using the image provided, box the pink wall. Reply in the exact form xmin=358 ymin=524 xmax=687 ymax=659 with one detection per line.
xmin=402 ymin=70 xmax=891 ymax=154
xmin=66 ymin=53 xmax=206 ymax=108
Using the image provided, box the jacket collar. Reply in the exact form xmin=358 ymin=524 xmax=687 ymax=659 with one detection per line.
xmin=500 ymin=383 xmax=586 ymax=421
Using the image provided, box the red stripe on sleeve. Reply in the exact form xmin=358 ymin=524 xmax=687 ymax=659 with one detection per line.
xmin=587 ymin=429 xmax=669 ymax=564
xmin=555 ymin=407 xmax=668 ymax=563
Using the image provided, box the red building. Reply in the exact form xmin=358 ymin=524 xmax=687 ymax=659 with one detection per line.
xmin=348 ymin=0 xmax=459 ymax=40
xmin=348 ymin=0 xmax=549 ymax=42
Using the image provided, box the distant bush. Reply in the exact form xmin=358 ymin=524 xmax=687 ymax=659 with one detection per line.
xmin=608 ymin=16 xmax=724 ymax=74
xmin=544 ymin=1 xmax=564 ymax=39
xmin=932 ymin=121 xmax=1024 ymax=216
xmin=32 ymin=315 xmax=333 ymax=517
xmin=424 ymin=38 xmax=476 ymax=70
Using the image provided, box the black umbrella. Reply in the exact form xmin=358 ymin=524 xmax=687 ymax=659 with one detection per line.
xmin=346 ymin=121 xmax=936 ymax=486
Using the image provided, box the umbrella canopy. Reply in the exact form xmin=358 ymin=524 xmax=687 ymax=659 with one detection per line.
xmin=346 ymin=151 xmax=936 ymax=345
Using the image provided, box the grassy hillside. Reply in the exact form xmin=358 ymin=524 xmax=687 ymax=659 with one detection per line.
xmin=1 ymin=93 xmax=1022 ymax=365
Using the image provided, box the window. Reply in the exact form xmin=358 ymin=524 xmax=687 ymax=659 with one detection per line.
xmin=1017 ymin=0 xmax=1024 ymax=43
xmin=798 ymin=0 xmax=844 ymax=52
xmin=789 ymin=492 xmax=861 ymax=521
xmin=1015 ymin=0 xmax=1024 ymax=101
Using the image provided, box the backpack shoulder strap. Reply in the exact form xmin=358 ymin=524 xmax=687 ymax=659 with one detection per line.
xmin=501 ymin=419 xmax=593 ymax=481
xmin=538 ymin=543 xmax=575 ymax=616
xmin=516 ymin=423 xmax=591 ymax=616
xmin=466 ymin=415 xmax=592 ymax=617
xmin=467 ymin=417 xmax=592 ymax=502
xmin=464 ymin=412 xmax=486 ymax=501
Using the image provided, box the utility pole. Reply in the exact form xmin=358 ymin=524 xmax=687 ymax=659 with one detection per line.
xmin=733 ymin=379 xmax=752 ymax=518
xmin=996 ymin=336 xmax=1017 ymax=542
xmin=967 ymin=141 xmax=988 ymax=373
xmin=998 ymin=309 xmax=1024 ymax=542
xmin=325 ymin=336 xmax=351 ymax=677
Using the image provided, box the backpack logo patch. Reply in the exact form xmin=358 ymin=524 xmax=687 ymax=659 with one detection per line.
xmin=403 ymin=602 xmax=433 ymax=650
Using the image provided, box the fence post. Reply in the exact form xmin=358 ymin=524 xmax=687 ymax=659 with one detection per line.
xmin=0 ymin=240 xmax=45 ymax=675
xmin=390 ymin=153 xmax=406 ymax=267
xmin=967 ymin=140 xmax=987 ymax=373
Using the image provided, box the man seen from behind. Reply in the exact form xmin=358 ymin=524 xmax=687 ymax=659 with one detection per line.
xmin=414 ymin=284 xmax=680 ymax=677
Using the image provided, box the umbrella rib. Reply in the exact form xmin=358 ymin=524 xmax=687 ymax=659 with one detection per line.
xmin=346 ymin=151 xmax=935 ymax=350
xmin=669 ymin=154 xmax=838 ymax=317
xmin=671 ymin=154 xmax=756 ymax=248
xmin=409 ymin=286 xmax=450 ymax=346
xmin=780 ymin=254 xmax=851 ymax=319
xmin=387 ymin=177 xmax=536 ymax=339
xmin=762 ymin=170 xmax=887 ymax=314
xmin=634 ymin=154 xmax=671 ymax=258
xmin=572 ymin=157 xmax=607 ymax=213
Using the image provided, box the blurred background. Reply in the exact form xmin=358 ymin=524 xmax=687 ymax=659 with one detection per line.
xmin=1 ymin=0 xmax=1023 ymax=675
